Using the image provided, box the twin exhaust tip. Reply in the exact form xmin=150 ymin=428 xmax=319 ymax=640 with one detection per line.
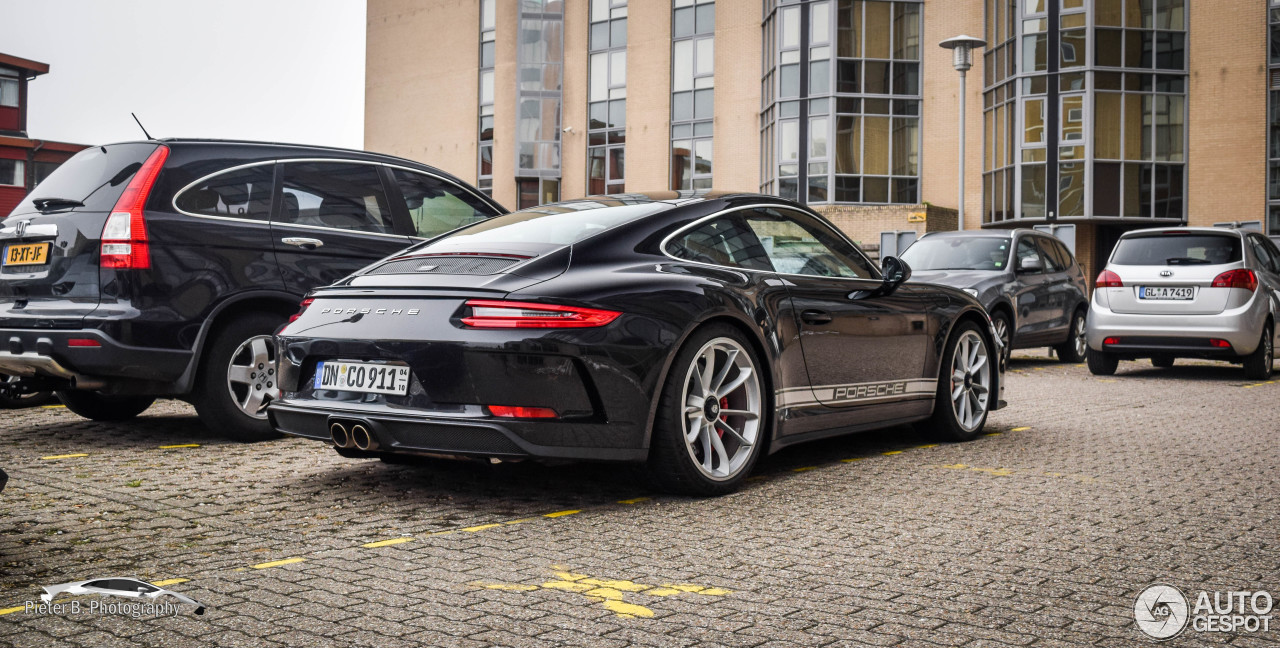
xmin=329 ymin=421 xmax=378 ymax=451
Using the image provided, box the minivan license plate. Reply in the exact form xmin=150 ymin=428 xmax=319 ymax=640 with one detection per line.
xmin=315 ymin=361 xmax=410 ymax=395
xmin=1139 ymin=286 xmax=1193 ymax=300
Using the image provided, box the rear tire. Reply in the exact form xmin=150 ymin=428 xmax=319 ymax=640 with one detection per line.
xmin=1054 ymin=309 xmax=1088 ymax=363
xmin=923 ymin=321 xmax=993 ymax=442
xmin=1151 ymin=355 xmax=1175 ymax=368
xmin=645 ymin=324 xmax=766 ymax=496
xmin=1243 ymin=326 xmax=1274 ymax=381
xmin=194 ymin=312 xmax=286 ymax=442
xmin=1086 ymin=349 xmax=1119 ymax=375
xmin=56 ymin=391 xmax=155 ymax=422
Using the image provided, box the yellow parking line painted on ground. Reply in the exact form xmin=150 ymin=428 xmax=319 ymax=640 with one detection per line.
xmin=363 ymin=537 xmax=415 ymax=548
xmin=840 ymin=457 xmax=865 ymax=463
xmin=915 ymin=444 xmax=938 ymax=449
xmin=503 ymin=518 xmax=537 ymax=525
xmin=158 ymin=443 xmax=200 ymax=449
xmin=40 ymin=453 xmax=88 ymax=460
xmin=251 ymin=557 xmax=306 ymax=569
xmin=792 ymin=466 xmax=818 ymax=472
xmin=151 ymin=578 xmax=189 ymax=587
xmin=0 ymin=606 xmax=27 ymax=615
xmin=617 ymin=497 xmax=650 ymax=504
xmin=1096 ymin=378 xmax=1117 ymax=383
xmin=1243 ymin=380 xmax=1275 ymax=389
xmin=983 ymin=432 xmax=1002 ymax=436
xmin=460 ymin=523 xmax=504 ymax=533
xmin=882 ymin=450 xmax=903 ymax=455
xmin=1010 ymin=426 xmax=1031 ymax=432
xmin=40 ymin=404 xmax=66 ymax=409
xmin=543 ymin=509 xmax=580 ymax=518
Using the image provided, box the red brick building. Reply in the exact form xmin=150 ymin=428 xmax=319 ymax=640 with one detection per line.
xmin=0 ymin=52 xmax=87 ymax=216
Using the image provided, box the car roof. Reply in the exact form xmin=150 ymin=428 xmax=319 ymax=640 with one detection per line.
xmin=1120 ymin=226 xmax=1247 ymax=238
xmin=921 ymin=230 xmax=1017 ymax=239
xmin=101 ymin=138 xmax=454 ymax=170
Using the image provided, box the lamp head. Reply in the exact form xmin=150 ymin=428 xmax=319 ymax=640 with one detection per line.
xmin=938 ymin=35 xmax=987 ymax=72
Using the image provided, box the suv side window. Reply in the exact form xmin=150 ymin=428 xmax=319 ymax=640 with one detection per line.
xmin=391 ymin=169 xmax=497 ymax=239
xmin=279 ymin=162 xmax=393 ymax=234
xmin=1033 ymin=237 xmax=1065 ymax=272
xmin=742 ymin=208 xmax=877 ymax=279
xmin=1015 ymin=238 xmax=1045 ymax=273
xmin=1248 ymin=234 xmax=1278 ymax=273
xmin=174 ymin=164 xmax=275 ymax=221
xmin=666 ymin=216 xmax=774 ymax=271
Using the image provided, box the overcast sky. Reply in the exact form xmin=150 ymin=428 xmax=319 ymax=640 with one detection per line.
xmin=2 ymin=0 xmax=366 ymax=149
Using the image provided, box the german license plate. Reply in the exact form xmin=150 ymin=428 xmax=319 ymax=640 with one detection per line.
xmin=314 ymin=361 xmax=410 ymax=395
xmin=3 ymin=242 xmax=51 ymax=266
xmin=1139 ymin=286 xmax=1193 ymax=300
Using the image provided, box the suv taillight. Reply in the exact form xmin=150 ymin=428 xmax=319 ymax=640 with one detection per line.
xmin=1095 ymin=270 xmax=1123 ymax=288
xmin=100 ymin=145 xmax=169 ymax=269
xmin=289 ymin=297 xmax=314 ymax=323
xmin=1211 ymin=268 xmax=1258 ymax=291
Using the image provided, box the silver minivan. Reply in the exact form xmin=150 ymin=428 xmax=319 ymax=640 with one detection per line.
xmin=1086 ymin=227 xmax=1280 ymax=379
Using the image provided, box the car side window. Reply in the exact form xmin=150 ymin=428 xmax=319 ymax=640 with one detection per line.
xmin=174 ymin=165 xmax=274 ymax=221
xmin=1249 ymin=235 xmax=1277 ymax=273
xmin=742 ymin=208 xmax=877 ymax=279
xmin=666 ymin=216 xmax=774 ymax=271
xmin=278 ymin=162 xmax=393 ymax=234
xmin=1033 ymin=237 xmax=1064 ymax=272
xmin=1015 ymin=238 xmax=1044 ymax=273
xmin=392 ymin=169 xmax=497 ymax=239
xmin=1261 ymin=236 xmax=1280 ymax=272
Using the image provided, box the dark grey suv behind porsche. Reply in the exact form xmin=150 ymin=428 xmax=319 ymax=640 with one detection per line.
xmin=901 ymin=229 xmax=1090 ymax=361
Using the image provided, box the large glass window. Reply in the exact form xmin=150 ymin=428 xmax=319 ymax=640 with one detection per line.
xmin=588 ymin=0 xmax=627 ymax=195
xmin=279 ymin=162 xmax=393 ymax=234
xmin=477 ymin=0 xmax=496 ymax=196
xmin=672 ymin=0 xmax=715 ymax=190
xmin=516 ymin=0 xmax=564 ymax=206
xmin=0 ymin=69 xmax=18 ymax=108
xmin=1269 ymin=1 xmax=1280 ymax=233
xmin=985 ymin=0 xmax=1186 ymax=224
xmin=763 ymin=1 xmax=922 ymax=205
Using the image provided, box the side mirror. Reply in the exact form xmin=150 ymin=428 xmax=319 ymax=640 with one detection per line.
xmin=1017 ymin=255 xmax=1042 ymax=273
xmin=878 ymin=256 xmax=912 ymax=295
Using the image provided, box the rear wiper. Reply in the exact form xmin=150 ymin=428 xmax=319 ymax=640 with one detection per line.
xmin=31 ymin=197 xmax=84 ymax=212
xmin=1165 ymin=257 xmax=1211 ymax=265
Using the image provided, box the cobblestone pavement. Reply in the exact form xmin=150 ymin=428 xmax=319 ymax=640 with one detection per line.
xmin=1 ymin=354 xmax=1278 ymax=647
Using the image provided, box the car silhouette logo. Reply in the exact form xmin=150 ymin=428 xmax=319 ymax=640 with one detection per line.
xmin=41 ymin=577 xmax=206 ymax=615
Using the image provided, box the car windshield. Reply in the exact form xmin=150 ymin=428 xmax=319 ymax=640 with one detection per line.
xmin=437 ymin=202 xmax=666 ymax=246
xmin=1111 ymin=233 xmax=1243 ymax=266
xmin=900 ymin=237 xmax=1011 ymax=271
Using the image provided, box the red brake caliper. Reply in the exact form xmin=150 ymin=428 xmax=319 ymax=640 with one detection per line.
xmin=716 ymin=397 xmax=729 ymax=438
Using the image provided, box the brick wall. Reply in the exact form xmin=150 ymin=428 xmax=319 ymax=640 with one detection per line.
xmin=815 ymin=203 xmax=959 ymax=253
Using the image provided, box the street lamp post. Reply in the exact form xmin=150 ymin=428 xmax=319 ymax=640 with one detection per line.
xmin=939 ymin=35 xmax=987 ymax=231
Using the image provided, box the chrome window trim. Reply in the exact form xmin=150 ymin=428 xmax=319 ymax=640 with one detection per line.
xmin=658 ymin=202 xmax=883 ymax=282
xmin=171 ymin=158 xmax=502 ymax=237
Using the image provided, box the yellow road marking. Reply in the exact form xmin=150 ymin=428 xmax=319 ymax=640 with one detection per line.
xmin=1243 ymin=380 xmax=1275 ymax=389
xmin=983 ymin=432 xmax=1002 ymax=436
xmin=158 ymin=443 xmax=200 ymax=449
xmin=1010 ymin=426 xmax=1031 ymax=432
xmin=617 ymin=497 xmax=650 ymax=504
xmin=603 ymin=599 xmax=654 ymax=618
xmin=1096 ymin=378 xmax=1117 ymax=383
xmin=363 ymin=537 xmax=415 ymax=548
xmin=792 ymin=466 xmax=817 ymax=472
xmin=882 ymin=450 xmax=903 ymax=455
xmin=251 ymin=557 xmax=305 ymax=569
xmin=40 ymin=453 xmax=88 ymax=460
xmin=0 ymin=606 xmax=26 ymax=615
xmin=503 ymin=518 xmax=536 ymax=525
xmin=474 ymin=569 xmax=730 ymax=619
xmin=460 ymin=523 xmax=503 ymax=532
xmin=150 ymin=578 xmax=189 ymax=587
xmin=915 ymin=444 xmax=938 ymax=449
xmin=840 ymin=457 xmax=865 ymax=463
xmin=40 ymin=404 xmax=66 ymax=409
xmin=477 ymin=582 xmax=539 ymax=591
xmin=543 ymin=509 xmax=580 ymax=518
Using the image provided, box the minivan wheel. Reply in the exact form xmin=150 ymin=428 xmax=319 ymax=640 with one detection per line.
xmin=1054 ymin=310 xmax=1087 ymax=363
xmin=1086 ymin=348 xmax=1119 ymax=375
xmin=646 ymin=325 xmax=765 ymax=496
xmin=194 ymin=312 xmax=286 ymax=442
xmin=1243 ymin=326 xmax=1274 ymax=381
xmin=56 ymin=391 xmax=155 ymax=422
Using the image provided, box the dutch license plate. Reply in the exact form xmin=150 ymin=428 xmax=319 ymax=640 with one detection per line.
xmin=3 ymin=242 xmax=51 ymax=266
xmin=314 ymin=361 xmax=410 ymax=395
xmin=1139 ymin=286 xmax=1194 ymax=300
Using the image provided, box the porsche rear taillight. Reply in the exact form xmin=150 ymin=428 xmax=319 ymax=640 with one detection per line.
xmin=487 ymin=405 xmax=558 ymax=419
xmin=1211 ymin=269 xmax=1257 ymax=292
xmin=461 ymin=300 xmax=621 ymax=329
xmin=100 ymin=145 xmax=169 ymax=270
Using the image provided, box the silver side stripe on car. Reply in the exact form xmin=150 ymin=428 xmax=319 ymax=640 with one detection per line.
xmin=776 ymin=379 xmax=937 ymax=408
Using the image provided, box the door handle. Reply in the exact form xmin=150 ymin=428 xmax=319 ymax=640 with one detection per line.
xmin=800 ymin=309 xmax=833 ymax=325
xmin=282 ymin=237 xmax=324 ymax=250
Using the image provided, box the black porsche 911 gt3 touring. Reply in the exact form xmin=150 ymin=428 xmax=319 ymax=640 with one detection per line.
xmin=269 ymin=192 xmax=1005 ymax=495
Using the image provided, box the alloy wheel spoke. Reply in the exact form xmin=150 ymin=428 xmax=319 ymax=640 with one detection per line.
xmin=969 ymin=353 xmax=987 ymax=374
xmin=951 ymin=383 xmax=965 ymax=400
xmin=700 ymin=426 xmax=714 ymax=472
xmin=249 ymin=337 xmax=271 ymax=366
xmin=700 ymin=349 xmax=716 ymax=398
xmin=715 ymin=419 xmax=751 ymax=447
xmin=719 ymin=409 xmax=758 ymax=420
xmin=972 ymin=383 xmax=989 ymax=395
xmin=709 ymin=347 xmax=739 ymax=393
xmin=686 ymin=418 xmax=703 ymax=443
xmin=716 ymin=368 xmax=754 ymax=399
xmin=228 ymin=365 xmax=255 ymax=385
xmin=707 ymin=428 xmax=731 ymax=474
xmin=241 ymin=387 xmax=266 ymax=414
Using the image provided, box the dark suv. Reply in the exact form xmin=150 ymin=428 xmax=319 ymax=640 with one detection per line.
xmin=900 ymin=229 xmax=1091 ymax=361
xmin=0 ymin=139 xmax=504 ymax=440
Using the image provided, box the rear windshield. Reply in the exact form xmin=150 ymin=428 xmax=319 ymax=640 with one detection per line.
xmin=1111 ymin=233 xmax=1243 ymax=266
xmin=900 ymin=236 xmax=1011 ymax=271
xmin=17 ymin=143 xmax=159 ymax=215
xmin=437 ymin=202 xmax=665 ymax=246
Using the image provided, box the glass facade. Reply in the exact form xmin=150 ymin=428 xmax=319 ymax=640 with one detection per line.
xmin=477 ymin=0 xmax=496 ymax=196
xmin=516 ymin=0 xmax=564 ymax=208
xmin=1269 ymin=0 xmax=1280 ymax=232
xmin=672 ymin=0 xmax=716 ymax=190
xmin=761 ymin=0 xmax=922 ymax=205
xmin=985 ymin=0 xmax=1187 ymax=224
xmin=588 ymin=0 xmax=627 ymax=195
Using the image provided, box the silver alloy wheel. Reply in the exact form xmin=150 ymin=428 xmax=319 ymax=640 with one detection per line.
xmin=1071 ymin=313 xmax=1087 ymax=358
xmin=993 ymin=317 xmax=1010 ymax=357
xmin=226 ymin=335 xmax=277 ymax=420
xmin=680 ymin=337 xmax=762 ymax=481
xmin=1266 ymin=332 xmax=1274 ymax=373
xmin=949 ymin=330 xmax=991 ymax=432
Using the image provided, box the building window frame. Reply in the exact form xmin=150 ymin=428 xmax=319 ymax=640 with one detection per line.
xmin=588 ymin=0 xmax=628 ymax=195
xmin=671 ymin=0 xmax=716 ymax=191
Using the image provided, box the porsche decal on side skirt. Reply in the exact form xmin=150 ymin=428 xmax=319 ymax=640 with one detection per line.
xmin=776 ymin=379 xmax=937 ymax=408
